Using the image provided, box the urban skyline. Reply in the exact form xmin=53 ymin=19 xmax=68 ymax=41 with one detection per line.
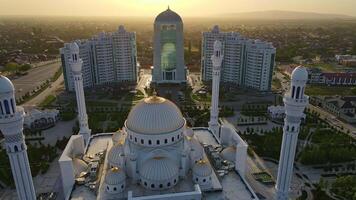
xmin=1 ymin=0 xmax=356 ymax=17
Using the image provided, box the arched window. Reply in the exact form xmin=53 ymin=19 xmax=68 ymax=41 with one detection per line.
xmin=134 ymin=137 xmax=137 ymax=142
xmin=121 ymin=184 xmax=124 ymax=189
xmin=148 ymin=140 xmax=152 ymax=145
xmin=151 ymin=184 xmax=155 ymax=188
xmin=113 ymin=187 xmax=117 ymax=191
xmin=177 ymin=135 xmax=180 ymax=139
xmin=174 ymin=179 xmax=177 ymax=184
xmin=144 ymin=182 xmax=147 ymax=186
xmin=172 ymin=137 xmax=174 ymax=142
xmin=4 ymin=100 xmax=10 ymax=114
xmin=291 ymin=86 xmax=295 ymax=98
xmin=14 ymin=145 xmax=18 ymax=152
xmin=296 ymin=87 xmax=301 ymax=99
xmin=164 ymin=139 xmax=168 ymax=144
xmin=195 ymin=178 xmax=198 ymax=182
xmin=10 ymin=99 xmax=15 ymax=113
xmin=291 ymin=126 xmax=295 ymax=132
xmin=0 ymin=101 xmax=3 ymax=114
xmin=159 ymin=184 xmax=163 ymax=188
xmin=141 ymin=139 xmax=144 ymax=144
xmin=167 ymin=182 xmax=171 ymax=187
xmin=156 ymin=140 xmax=160 ymax=145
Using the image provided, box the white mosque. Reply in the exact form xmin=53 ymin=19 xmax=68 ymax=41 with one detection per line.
xmin=56 ymin=39 xmax=256 ymax=200
xmin=0 ymin=8 xmax=309 ymax=200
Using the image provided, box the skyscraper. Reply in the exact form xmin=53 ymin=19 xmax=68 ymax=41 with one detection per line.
xmin=60 ymin=26 xmax=138 ymax=91
xmin=201 ymin=25 xmax=276 ymax=91
xmin=0 ymin=76 xmax=36 ymax=200
xmin=276 ymin=66 xmax=309 ymax=200
xmin=152 ymin=7 xmax=186 ymax=84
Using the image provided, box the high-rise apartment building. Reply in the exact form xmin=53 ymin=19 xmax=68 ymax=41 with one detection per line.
xmin=60 ymin=26 xmax=138 ymax=91
xmin=201 ymin=25 xmax=276 ymax=91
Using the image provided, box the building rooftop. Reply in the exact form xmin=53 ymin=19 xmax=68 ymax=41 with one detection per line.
xmin=69 ymin=128 xmax=257 ymax=200
xmin=154 ymin=7 xmax=182 ymax=23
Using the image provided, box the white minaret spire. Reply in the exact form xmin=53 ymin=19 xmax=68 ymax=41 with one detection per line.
xmin=69 ymin=42 xmax=91 ymax=145
xmin=276 ymin=66 xmax=309 ymax=200
xmin=209 ymin=40 xmax=223 ymax=139
xmin=0 ymin=75 xmax=36 ymax=200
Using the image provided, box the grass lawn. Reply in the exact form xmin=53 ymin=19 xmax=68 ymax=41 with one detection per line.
xmin=86 ymin=100 xmax=117 ymax=107
xmin=305 ymin=85 xmax=356 ymax=96
xmin=191 ymin=93 xmax=211 ymax=102
xmin=272 ymin=77 xmax=282 ymax=89
xmin=39 ymin=95 xmax=56 ymax=107
xmin=306 ymin=63 xmax=347 ymax=73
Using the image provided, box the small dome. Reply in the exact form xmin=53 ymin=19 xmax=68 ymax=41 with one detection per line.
xmin=189 ymin=138 xmax=204 ymax=162
xmin=185 ymin=128 xmax=194 ymax=137
xmin=125 ymin=95 xmax=185 ymax=135
xmin=0 ymin=75 xmax=15 ymax=94
xmin=140 ymin=157 xmax=178 ymax=182
xmin=69 ymin=42 xmax=79 ymax=53
xmin=155 ymin=7 xmax=182 ymax=23
xmin=112 ymin=131 xmax=125 ymax=144
xmin=291 ymin=66 xmax=308 ymax=83
xmin=72 ymin=158 xmax=88 ymax=177
xmin=108 ymin=144 xmax=124 ymax=167
xmin=220 ymin=146 xmax=236 ymax=162
xmin=193 ymin=159 xmax=212 ymax=177
xmin=105 ymin=167 xmax=126 ymax=185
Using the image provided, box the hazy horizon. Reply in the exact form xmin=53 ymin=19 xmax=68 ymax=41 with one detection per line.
xmin=1 ymin=0 xmax=356 ymax=17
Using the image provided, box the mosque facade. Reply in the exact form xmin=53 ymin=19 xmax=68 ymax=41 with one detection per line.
xmin=152 ymin=7 xmax=187 ymax=84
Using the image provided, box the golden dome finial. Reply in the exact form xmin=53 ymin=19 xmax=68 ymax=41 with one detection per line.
xmin=111 ymin=166 xmax=121 ymax=172
xmin=144 ymin=89 xmax=165 ymax=104
xmin=197 ymin=159 xmax=208 ymax=165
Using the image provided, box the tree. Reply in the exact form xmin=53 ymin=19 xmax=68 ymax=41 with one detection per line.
xmin=4 ymin=62 xmax=19 ymax=73
xmin=19 ymin=64 xmax=32 ymax=71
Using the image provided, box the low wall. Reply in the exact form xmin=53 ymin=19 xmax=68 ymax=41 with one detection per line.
xmin=127 ymin=184 xmax=202 ymax=200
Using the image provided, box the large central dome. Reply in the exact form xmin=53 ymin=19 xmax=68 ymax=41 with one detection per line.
xmin=125 ymin=95 xmax=185 ymax=134
xmin=154 ymin=7 xmax=182 ymax=23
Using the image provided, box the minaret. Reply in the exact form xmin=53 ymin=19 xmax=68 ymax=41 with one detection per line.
xmin=0 ymin=76 xmax=36 ymax=200
xmin=276 ymin=66 xmax=309 ymax=200
xmin=69 ymin=42 xmax=91 ymax=145
xmin=209 ymin=40 xmax=223 ymax=139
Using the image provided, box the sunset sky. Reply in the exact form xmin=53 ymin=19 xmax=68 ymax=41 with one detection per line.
xmin=1 ymin=0 xmax=356 ymax=17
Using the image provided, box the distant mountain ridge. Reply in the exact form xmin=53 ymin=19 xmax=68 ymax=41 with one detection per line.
xmin=221 ymin=10 xmax=354 ymax=20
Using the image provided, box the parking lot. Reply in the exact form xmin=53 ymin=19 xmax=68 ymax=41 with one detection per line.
xmin=12 ymin=61 xmax=61 ymax=98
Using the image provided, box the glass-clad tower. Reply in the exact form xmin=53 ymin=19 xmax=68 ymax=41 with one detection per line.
xmin=153 ymin=7 xmax=186 ymax=84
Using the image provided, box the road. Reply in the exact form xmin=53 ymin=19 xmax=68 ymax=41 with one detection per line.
xmin=275 ymin=69 xmax=356 ymax=139
xmin=136 ymin=69 xmax=151 ymax=97
xmin=21 ymin=74 xmax=64 ymax=107
xmin=308 ymin=104 xmax=356 ymax=139
xmin=12 ymin=61 xmax=61 ymax=98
